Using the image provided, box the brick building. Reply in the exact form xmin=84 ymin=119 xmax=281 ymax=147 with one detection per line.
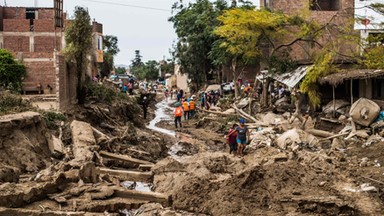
xmin=0 ymin=6 xmax=103 ymax=97
xmin=0 ymin=6 xmax=65 ymax=93
xmin=259 ymin=0 xmax=358 ymax=64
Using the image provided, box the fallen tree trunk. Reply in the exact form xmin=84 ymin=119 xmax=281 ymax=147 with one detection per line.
xmin=99 ymin=151 xmax=153 ymax=166
xmin=196 ymin=106 xmax=236 ymax=116
xmin=319 ymin=132 xmax=350 ymax=142
xmin=99 ymin=168 xmax=153 ymax=182
xmin=305 ymin=129 xmax=334 ymax=138
xmin=114 ymin=187 xmax=171 ymax=207
xmin=231 ymin=104 xmax=258 ymax=123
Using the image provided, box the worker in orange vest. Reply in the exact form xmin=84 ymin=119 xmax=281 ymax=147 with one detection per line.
xmin=182 ymin=98 xmax=190 ymax=120
xmin=174 ymin=103 xmax=183 ymax=128
xmin=189 ymin=99 xmax=195 ymax=118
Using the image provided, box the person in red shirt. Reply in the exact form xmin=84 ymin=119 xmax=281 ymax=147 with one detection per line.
xmin=226 ymin=124 xmax=238 ymax=155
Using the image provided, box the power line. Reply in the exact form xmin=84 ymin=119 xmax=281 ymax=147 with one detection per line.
xmin=80 ymin=0 xmax=171 ymax=12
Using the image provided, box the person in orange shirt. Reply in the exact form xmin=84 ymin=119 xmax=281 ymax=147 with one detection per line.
xmin=173 ymin=103 xmax=183 ymax=128
xmin=182 ymin=99 xmax=190 ymax=120
xmin=189 ymin=98 xmax=195 ymax=118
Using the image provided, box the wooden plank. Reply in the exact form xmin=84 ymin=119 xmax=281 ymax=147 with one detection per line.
xmin=99 ymin=168 xmax=153 ymax=182
xmin=99 ymin=151 xmax=153 ymax=165
xmin=113 ymin=187 xmax=171 ymax=207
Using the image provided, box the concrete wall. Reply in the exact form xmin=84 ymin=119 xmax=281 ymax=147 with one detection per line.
xmin=56 ymin=54 xmax=77 ymax=111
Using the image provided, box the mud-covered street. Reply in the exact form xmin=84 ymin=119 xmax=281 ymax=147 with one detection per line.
xmin=1 ymin=88 xmax=384 ymax=216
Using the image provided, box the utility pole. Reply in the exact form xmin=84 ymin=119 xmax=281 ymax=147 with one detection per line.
xmin=4 ymin=0 xmax=7 ymax=6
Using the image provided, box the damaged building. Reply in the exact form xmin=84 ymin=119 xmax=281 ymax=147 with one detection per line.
xmin=0 ymin=6 xmax=103 ymax=106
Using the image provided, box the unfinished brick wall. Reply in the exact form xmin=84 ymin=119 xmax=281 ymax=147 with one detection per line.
xmin=3 ymin=19 xmax=30 ymax=32
xmin=3 ymin=7 xmax=26 ymax=19
xmin=34 ymin=19 xmax=55 ymax=32
xmin=22 ymin=52 xmax=53 ymax=59
xmin=37 ymin=9 xmax=54 ymax=19
xmin=34 ymin=36 xmax=56 ymax=52
xmin=24 ymin=61 xmax=56 ymax=92
xmin=3 ymin=36 xmax=30 ymax=52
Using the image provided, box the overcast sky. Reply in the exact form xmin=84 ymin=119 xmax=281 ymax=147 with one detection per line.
xmin=6 ymin=0 xmax=259 ymax=65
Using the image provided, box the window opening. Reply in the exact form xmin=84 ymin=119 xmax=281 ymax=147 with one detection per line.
xmin=26 ymin=8 xmax=35 ymax=31
xmin=310 ymin=0 xmax=340 ymax=11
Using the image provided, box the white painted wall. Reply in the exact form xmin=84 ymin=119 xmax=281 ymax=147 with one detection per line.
xmin=355 ymin=0 xmax=384 ymax=30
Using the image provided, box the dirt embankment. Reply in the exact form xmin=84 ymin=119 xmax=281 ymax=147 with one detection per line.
xmin=0 ymin=112 xmax=52 ymax=183
xmin=149 ymin=106 xmax=384 ymax=216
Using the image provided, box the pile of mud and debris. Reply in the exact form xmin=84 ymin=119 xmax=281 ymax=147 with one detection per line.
xmin=2 ymin=83 xmax=384 ymax=216
xmin=149 ymin=96 xmax=384 ymax=215
xmin=0 ymin=89 xmax=181 ymax=215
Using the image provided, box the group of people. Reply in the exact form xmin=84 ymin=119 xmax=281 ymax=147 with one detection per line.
xmin=173 ymin=95 xmax=196 ymax=128
xmin=226 ymin=118 xmax=250 ymax=157
xmin=199 ymin=90 xmax=220 ymax=110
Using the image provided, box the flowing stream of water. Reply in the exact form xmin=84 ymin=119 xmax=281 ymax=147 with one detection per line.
xmin=146 ymin=99 xmax=176 ymax=137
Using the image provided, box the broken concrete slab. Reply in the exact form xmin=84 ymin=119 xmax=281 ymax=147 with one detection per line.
xmin=79 ymin=162 xmax=99 ymax=183
xmin=70 ymin=120 xmax=98 ymax=163
xmin=48 ymin=135 xmax=65 ymax=159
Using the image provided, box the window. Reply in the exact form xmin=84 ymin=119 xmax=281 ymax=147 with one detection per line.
xmin=26 ymin=8 xmax=35 ymax=31
xmin=310 ymin=0 xmax=340 ymax=11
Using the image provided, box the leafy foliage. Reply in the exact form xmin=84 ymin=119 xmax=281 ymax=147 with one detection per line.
xmin=300 ymin=52 xmax=335 ymax=108
xmin=100 ymin=35 xmax=120 ymax=77
xmin=0 ymin=91 xmax=31 ymax=115
xmin=361 ymin=46 xmax=384 ymax=69
xmin=40 ymin=111 xmax=66 ymax=130
xmin=64 ymin=7 xmax=93 ymax=104
xmin=169 ymin=0 xmax=231 ymax=87
xmin=86 ymin=82 xmax=127 ymax=104
xmin=0 ymin=49 xmax=26 ymax=92
xmin=130 ymin=50 xmax=160 ymax=80
xmin=115 ymin=67 xmax=126 ymax=74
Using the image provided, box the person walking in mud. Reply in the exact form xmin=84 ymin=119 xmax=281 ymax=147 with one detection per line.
xmin=141 ymin=95 xmax=149 ymax=119
xmin=189 ymin=97 xmax=195 ymax=118
xmin=227 ymin=118 xmax=250 ymax=157
xmin=182 ymin=98 xmax=190 ymax=120
xmin=173 ymin=102 xmax=183 ymax=128
xmin=226 ymin=124 xmax=238 ymax=155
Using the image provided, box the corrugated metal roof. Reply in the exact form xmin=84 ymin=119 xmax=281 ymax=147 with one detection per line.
xmin=256 ymin=66 xmax=311 ymax=88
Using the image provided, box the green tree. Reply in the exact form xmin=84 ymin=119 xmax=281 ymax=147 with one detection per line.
xmin=64 ymin=6 xmax=93 ymax=104
xmin=169 ymin=0 xmax=227 ymax=89
xmin=0 ymin=49 xmax=26 ymax=92
xmin=214 ymin=8 xmax=288 ymax=99
xmin=115 ymin=67 xmax=126 ymax=74
xmin=160 ymin=58 xmax=175 ymax=76
xmin=143 ymin=60 xmax=160 ymax=80
xmin=100 ymin=35 xmax=120 ymax=77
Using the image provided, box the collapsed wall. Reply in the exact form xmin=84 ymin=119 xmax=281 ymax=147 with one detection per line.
xmin=0 ymin=111 xmax=52 ymax=182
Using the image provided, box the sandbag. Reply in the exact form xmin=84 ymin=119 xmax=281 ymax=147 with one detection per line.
xmin=349 ymin=98 xmax=380 ymax=126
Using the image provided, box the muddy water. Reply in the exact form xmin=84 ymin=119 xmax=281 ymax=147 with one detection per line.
xmin=147 ymin=99 xmax=176 ymax=137
xmin=121 ymin=181 xmax=153 ymax=192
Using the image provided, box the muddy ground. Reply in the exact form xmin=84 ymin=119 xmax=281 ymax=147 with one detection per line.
xmin=1 ymin=90 xmax=384 ymax=216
